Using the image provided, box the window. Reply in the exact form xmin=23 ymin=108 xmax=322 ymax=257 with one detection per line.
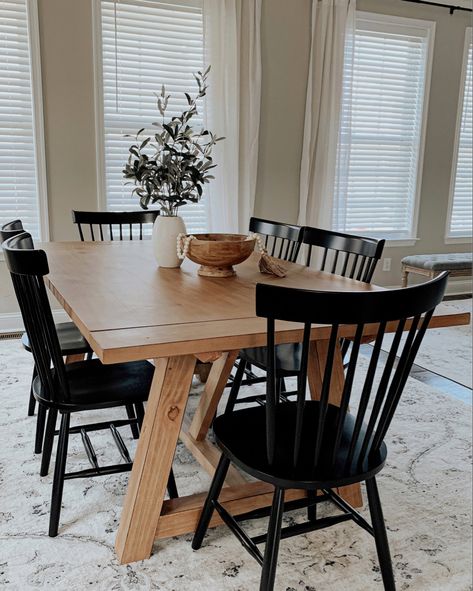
xmin=95 ymin=0 xmax=207 ymax=233
xmin=0 ymin=0 xmax=47 ymax=240
xmin=333 ymin=13 xmax=434 ymax=241
xmin=446 ymin=28 xmax=472 ymax=241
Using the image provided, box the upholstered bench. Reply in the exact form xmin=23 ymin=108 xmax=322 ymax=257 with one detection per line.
xmin=401 ymin=253 xmax=472 ymax=287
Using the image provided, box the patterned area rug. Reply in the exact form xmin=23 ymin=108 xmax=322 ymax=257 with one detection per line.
xmin=0 ymin=335 xmax=471 ymax=591
xmin=382 ymin=298 xmax=472 ymax=388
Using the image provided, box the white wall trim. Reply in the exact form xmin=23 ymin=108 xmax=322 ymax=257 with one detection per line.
xmin=413 ymin=16 xmax=436 ymax=245
xmin=445 ymin=27 xmax=472 ymax=242
xmin=384 ymin=278 xmax=472 ymax=296
xmin=27 ymin=0 xmax=50 ymax=241
xmin=0 ymin=309 xmax=69 ymax=335
xmin=92 ymin=0 xmax=107 ymax=211
xmin=445 ymin=279 xmax=473 ymax=296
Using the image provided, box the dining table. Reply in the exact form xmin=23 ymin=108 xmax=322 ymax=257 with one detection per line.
xmin=40 ymin=239 xmax=470 ymax=565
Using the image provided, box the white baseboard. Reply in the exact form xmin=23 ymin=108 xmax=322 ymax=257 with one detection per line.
xmin=0 ymin=309 xmax=70 ymax=334
xmin=445 ymin=279 xmax=473 ymax=297
xmin=384 ymin=278 xmax=472 ymax=296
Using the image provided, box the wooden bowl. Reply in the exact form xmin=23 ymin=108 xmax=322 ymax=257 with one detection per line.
xmin=186 ymin=233 xmax=256 ymax=277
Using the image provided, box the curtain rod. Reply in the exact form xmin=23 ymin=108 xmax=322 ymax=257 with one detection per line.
xmin=401 ymin=0 xmax=472 ymax=14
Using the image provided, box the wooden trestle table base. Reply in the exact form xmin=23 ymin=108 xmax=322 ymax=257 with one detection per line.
xmin=41 ymin=241 xmax=470 ymax=564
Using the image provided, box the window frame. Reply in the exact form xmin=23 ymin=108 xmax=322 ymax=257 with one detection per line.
xmin=0 ymin=0 xmax=48 ymax=259
xmin=334 ymin=11 xmax=435 ymax=247
xmin=92 ymin=0 xmax=208 ymax=231
xmin=445 ymin=27 xmax=472 ymax=244
xmin=28 ymin=0 xmax=49 ymax=241
xmin=92 ymin=0 xmax=106 ymax=210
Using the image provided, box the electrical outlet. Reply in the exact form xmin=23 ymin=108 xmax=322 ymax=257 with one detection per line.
xmin=382 ymin=258 xmax=391 ymax=272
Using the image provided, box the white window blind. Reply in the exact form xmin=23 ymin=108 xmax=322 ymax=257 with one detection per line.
xmin=334 ymin=13 xmax=433 ymax=240
xmin=98 ymin=0 xmax=208 ymax=233
xmin=0 ymin=0 xmax=46 ymax=239
xmin=447 ymin=30 xmax=472 ymax=239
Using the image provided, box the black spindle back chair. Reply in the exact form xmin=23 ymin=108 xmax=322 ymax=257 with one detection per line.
xmin=0 ymin=220 xmax=91 ymax=457
xmin=5 ymin=234 xmax=70 ymax=406
xmin=72 ymin=209 xmax=161 ymax=435
xmin=72 ymin=209 xmax=160 ymax=242
xmin=249 ymin=217 xmax=303 ymax=263
xmin=3 ymin=232 xmax=178 ymax=536
xmin=0 ymin=219 xmax=24 ymax=242
xmin=226 ymin=226 xmax=385 ymax=410
xmin=193 ymin=273 xmax=448 ymax=591
xmin=228 ymin=217 xmax=304 ymax=392
xmin=303 ymin=226 xmax=385 ymax=283
xmin=302 ymin=227 xmax=385 ymax=362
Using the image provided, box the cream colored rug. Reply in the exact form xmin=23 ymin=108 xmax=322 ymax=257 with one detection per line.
xmin=0 ymin=333 xmax=471 ymax=591
xmin=382 ymin=298 xmax=472 ymax=388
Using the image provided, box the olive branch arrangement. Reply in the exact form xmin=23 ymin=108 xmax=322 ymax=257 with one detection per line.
xmin=123 ymin=67 xmax=223 ymax=216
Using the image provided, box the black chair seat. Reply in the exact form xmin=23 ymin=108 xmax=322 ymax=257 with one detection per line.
xmin=33 ymin=359 xmax=154 ymax=411
xmin=194 ymin=276 xmax=447 ymax=590
xmin=214 ymin=401 xmax=387 ymax=490
xmin=22 ymin=322 xmax=91 ymax=355
xmin=240 ymin=343 xmax=301 ymax=376
xmin=3 ymin=229 xmax=180 ymax=537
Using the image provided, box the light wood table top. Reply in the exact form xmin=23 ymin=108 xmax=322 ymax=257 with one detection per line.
xmin=40 ymin=240 xmax=470 ymax=565
xmin=42 ymin=241 xmax=389 ymax=362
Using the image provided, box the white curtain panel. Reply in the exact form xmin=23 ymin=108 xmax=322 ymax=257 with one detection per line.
xmin=298 ymin=0 xmax=355 ymax=231
xmin=203 ymin=0 xmax=262 ymax=233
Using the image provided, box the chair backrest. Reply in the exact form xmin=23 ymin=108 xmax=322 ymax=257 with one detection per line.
xmin=2 ymin=232 xmax=69 ymax=404
xmin=72 ymin=209 xmax=160 ymax=241
xmin=249 ymin=217 xmax=303 ymax=263
xmin=0 ymin=219 xmax=24 ymax=243
xmin=255 ymin=273 xmax=448 ymax=476
xmin=302 ymin=226 xmax=385 ymax=283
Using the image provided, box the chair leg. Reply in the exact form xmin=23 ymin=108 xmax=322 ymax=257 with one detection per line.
xmin=280 ymin=377 xmax=287 ymax=394
xmin=135 ymin=402 xmax=145 ymax=433
xmin=366 ymin=477 xmax=396 ymax=591
xmin=276 ymin=377 xmax=282 ymax=400
xmin=260 ymin=487 xmax=285 ymax=591
xmin=28 ymin=365 xmax=37 ymax=416
xmin=125 ymin=404 xmax=140 ymax=439
xmin=224 ymin=359 xmax=247 ymax=415
xmin=307 ymin=489 xmax=317 ymax=522
xmin=34 ymin=403 xmax=47 ymax=454
xmin=40 ymin=408 xmax=58 ymax=477
xmin=401 ymin=268 xmax=408 ymax=288
xmin=192 ymin=454 xmax=230 ymax=550
xmin=167 ymin=468 xmax=179 ymax=499
xmin=49 ymin=413 xmax=70 ymax=537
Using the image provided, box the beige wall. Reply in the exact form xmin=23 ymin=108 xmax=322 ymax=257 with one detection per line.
xmin=254 ymin=0 xmax=311 ymax=223
xmin=38 ymin=0 xmax=98 ymax=241
xmin=256 ymin=0 xmax=472 ymax=287
xmin=0 ymin=0 xmax=471 ymax=317
xmin=0 ymin=0 xmax=97 ymax=315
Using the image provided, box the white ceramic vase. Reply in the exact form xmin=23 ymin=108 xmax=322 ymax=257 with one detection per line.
xmin=152 ymin=215 xmax=187 ymax=268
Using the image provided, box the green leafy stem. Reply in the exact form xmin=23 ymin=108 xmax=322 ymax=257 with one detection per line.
xmin=123 ymin=66 xmax=224 ymax=217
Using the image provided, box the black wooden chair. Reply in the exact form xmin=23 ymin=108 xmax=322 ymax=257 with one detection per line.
xmin=302 ymin=226 xmax=385 ymax=281
xmin=3 ymin=232 xmax=178 ymax=536
xmin=249 ymin=216 xmax=303 ymax=262
xmin=227 ymin=217 xmax=304 ymax=394
xmin=226 ymin=227 xmax=385 ymax=412
xmin=193 ymin=273 xmax=448 ymax=590
xmin=71 ymin=209 xmax=160 ymax=241
xmin=0 ymin=220 xmax=91 ymax=455
xmin=72 ymin=209 xmax=161 ymax=435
